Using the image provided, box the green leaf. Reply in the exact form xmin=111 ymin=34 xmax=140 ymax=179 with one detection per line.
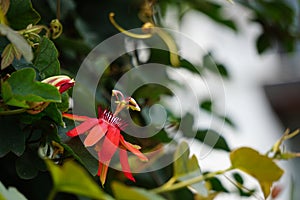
xmin=174 ymin=141 xmax=208 ymax=196
xmin=232 ymin=172 xmax=244 ymax=185
xmin=205 ymin=176 xmax=228 ymax=193
xmin=256 ymin=33 xmax=272 ymax=54
xmin=150 ymin=129 xmax=172 ymax=143
xmin=43 ymin=103 xmax=64 ymax=127
xmin=186 ymin=0 xmax=237 ymax=31
xmin=1 ymin=43 xmax=14 ymax=69
xmin=0 ymin=181 xmax=27 ymax=200
xmin=230 ymin=147 xmax=284 ymax=198
xmin=231 ymin=172 xmax=255 ymax=197
xmin=1 ymin=43 xmax=21 ymax=69
xmin=134 ymin=84 xmax=173 ymax=105
xmin=46 ymin=160 xmax=112 ymax=200
xmin=111 ymin=181 xmax=166 ymax=200
xmin=64 ymin=137 xmax=99 ymax=176
xmin=195 ymin=130 xmax=230 ymax=152
xmin=11 ymin=57 xmax=37 ymax=73
xmin=0 ymin=24 xmax=33 ymax=62
xmin=180 ymin=114 xmax=230 ymax=151
xmin=200 ymin=100 xmax=213 ymax=112
xmin=56 ymin=92 xmax=70 ymax=113
xmin=174 ymin=141 xmax=198 ymax=176
xmin=203 ymin=53 xmax=229 ymax=78
xmin=179 ymin=113 xmax=195 ymax=137
xmin=6 ymin=0 xmax=40 ymax=30
xmin=33 ymin=37 xmax=60 ymax=79
xmin=0 ymin=36 xmax=9 ymax=51
xmin=0 ymin=116 xmax=25 ymax=157
xmin=180 ymin=59 xmax=202 ymax=75
xmin=222 ymin=116 xmax=235 ymax=128
xmin=1 ymin=68 xmax=61 ymax=108
xmin=15 ymin=148 xmax=45 ymax=179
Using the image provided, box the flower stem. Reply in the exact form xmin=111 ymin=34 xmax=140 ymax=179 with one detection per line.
xmin=151 ymin=167 xmax=232 ymax=194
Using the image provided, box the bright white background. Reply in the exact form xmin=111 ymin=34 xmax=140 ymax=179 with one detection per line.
xmin=164 ymin=2 xmax=294 ymax=200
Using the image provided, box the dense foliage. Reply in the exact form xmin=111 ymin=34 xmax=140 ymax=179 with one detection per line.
xmin=0 ymin=0 xmax=299 ymax=199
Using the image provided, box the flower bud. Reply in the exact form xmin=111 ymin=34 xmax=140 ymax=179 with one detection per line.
xmin=26 ymin=76 xmax=75 ymax=114
xmin=42 ymin=75 xmax=75 ymax=93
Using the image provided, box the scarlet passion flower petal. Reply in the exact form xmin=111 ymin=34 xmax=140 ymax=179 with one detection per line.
xmin=119 ymin=148 xmax=135 ymax=182
xmin=62 ymin=113 xmax=90 ymax=121
xmin=58 ymin=82 xmax=75 ymax=93
xmin=84 ymin=122 xmax=108 ymax=147
xmin=99 ymin=127 xmax=120 ymax=162
xmin=97 ymin=153 xmax=110 ymax=186
xmin=66 ymin=118 xmax=99 ymax=137
xmin=119 ymin=135 xmax=148 ymax=162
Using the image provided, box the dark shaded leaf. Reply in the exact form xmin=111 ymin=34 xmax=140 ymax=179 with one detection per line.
xmin=15 ymin=148 xmax=45 ymax=179
xmin=232 ymin=172 xmax=244 ymax=185
xmin=233 ymin=173 xmax=256 ymax=197
xmin=256 ymin=33 xmax=272 ymax=54
xmin=133 ymin=83 xmax=173 ymax=106
xmin=12 ymin=57 xmax=37 ymax=73
xmin=6 ymin=0 xmax=40 ymax=30
xmin=203 ymin=53 xmax=229 ymax=78
xmin=65 ymin=137 xmax=98 ymax=176
xmin=0 ymin=116 xmax=25 ymax=157
xmin=179 ymin=113 xmax=229 ymax=151
xmin=33 ymin=37 xmax=60 ymax=79
xmin=186 ymin=0 xmax=237 ymax=31
xmin=200 ymin=100 xmax=212 ymax=112
xmin=151 ymin=129 xmax=172 ymax=143
xmin=223 ymin=116 xmax=235 ymax=128
xmin=205 ymin=176 xmax=228 ymax=193
xmin=43 ymin=103 xmax=64 ymax=127
xmin=180 ymin=59 xmax=202 ymax=75
xmin=195 ymin=130 xmax=230 ymax=152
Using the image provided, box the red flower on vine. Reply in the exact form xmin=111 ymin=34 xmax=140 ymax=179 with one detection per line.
xmin=63 ymin=90 xmax=147 ymax=185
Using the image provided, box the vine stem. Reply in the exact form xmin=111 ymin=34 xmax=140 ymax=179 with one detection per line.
xmin=0 ymin=108 xmax=26 ymax=115
xmin=47 ymin=188 xmax=57 ymax=200
xmin=56 ymin=0 xmax=61 ymax=20
xmin=150 ymin=167 xmax=233 ymax=194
